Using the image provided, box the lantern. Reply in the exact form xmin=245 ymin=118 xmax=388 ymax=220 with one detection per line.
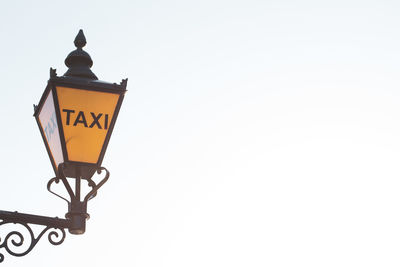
xmin=0 ymin=31 xmax=127 ymax=262
xmin=34 ymin=30 xmax=127 ymax=180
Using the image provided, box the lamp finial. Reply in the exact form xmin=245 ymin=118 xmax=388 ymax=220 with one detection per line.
xmin=74 ymin=29 xmax=86 ymax=49
xmin=64 ymin=29 xmax=98 ymax=80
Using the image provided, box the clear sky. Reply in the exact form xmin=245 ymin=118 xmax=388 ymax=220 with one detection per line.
xmin=1 ymin=0 xmax=400 ymax=266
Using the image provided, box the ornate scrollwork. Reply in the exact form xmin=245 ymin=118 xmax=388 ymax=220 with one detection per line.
xmin=85 ymin=167 xmax=110 ymax=201
xmin=48 ymin=164 xmax=110 ymax=204
xmin=0 ymin=221 xmax=66 ymax=263
xmin=0 ymin=165 xmax=110 ymax=262
xmin=47 ymin=177 xmax=70 ymax=204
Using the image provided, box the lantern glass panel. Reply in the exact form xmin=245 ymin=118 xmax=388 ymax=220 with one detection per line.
xmin=56 ymin=86 xmax=120 ymax=164
xmin=38 ymin=90 xmax=64 ymax=169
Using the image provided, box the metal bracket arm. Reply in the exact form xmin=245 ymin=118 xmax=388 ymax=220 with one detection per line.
xmin=0 ymin=210 xmax=70 ymax=228
xmin=0 ymin=165 xmax=110 ymax=263
xmin=0 ymin=211 xmax=68 ymax=263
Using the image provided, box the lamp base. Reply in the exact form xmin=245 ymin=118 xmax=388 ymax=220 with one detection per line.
xmin=66 ymin=200 xmax=89 ymax=235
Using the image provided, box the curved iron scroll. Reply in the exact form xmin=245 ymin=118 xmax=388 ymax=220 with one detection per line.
xmin=47 ymin=165 xmax=110 ymax=204
xmin=0 ymin=220 xmax=66 ymax=263
xmin=85 ymin=167 xmax=110 ymax=202
xmin=47 ymin=177 xmax=70 ymax=204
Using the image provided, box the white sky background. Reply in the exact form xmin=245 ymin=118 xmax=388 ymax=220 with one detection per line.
xmin=1 ymin=0 xmax=400 ymax=266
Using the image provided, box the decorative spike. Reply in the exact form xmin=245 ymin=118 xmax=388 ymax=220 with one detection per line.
xmin=50 ymin=68 xmax=57 ymax=78
xmin=74 ymin=29 xmax=86 ymax=49
xmin=120 ymin=78 xmax=128 ymax=89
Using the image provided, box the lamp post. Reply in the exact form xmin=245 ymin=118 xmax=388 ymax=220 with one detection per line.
xmin=0 ymin=30 xmax=127 ymax=262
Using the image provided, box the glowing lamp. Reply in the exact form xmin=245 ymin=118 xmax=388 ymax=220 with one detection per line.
xmin=34 ymin=30 xmax=127 ymax=180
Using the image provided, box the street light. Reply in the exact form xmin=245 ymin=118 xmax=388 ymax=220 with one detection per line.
xmin=0 ymin=30 xmax=127 ymax=262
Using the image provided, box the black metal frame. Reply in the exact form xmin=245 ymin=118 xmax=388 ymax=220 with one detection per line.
xmin=34 ymin=71 xmax=127 ymax=179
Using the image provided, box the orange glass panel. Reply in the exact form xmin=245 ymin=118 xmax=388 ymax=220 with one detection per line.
xmin=56 ymin=86 xmax=119 ymax=164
